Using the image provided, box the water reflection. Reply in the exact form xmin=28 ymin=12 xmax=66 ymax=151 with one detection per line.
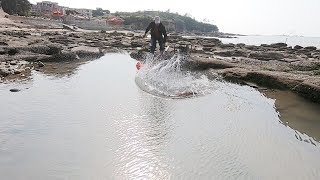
xmin=113 ymin=92 xmax=175 ymax=179
xmin=37 ymin=61 xmax=87 ymax=78
xmin=139 ymin=93 xmax=174 ymax=148
xmin=264 ymin=90 xmax=320 ymax=142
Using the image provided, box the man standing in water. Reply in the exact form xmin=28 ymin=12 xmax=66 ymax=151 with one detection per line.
xmin=143 ymin=16 xmax=167 ymax=54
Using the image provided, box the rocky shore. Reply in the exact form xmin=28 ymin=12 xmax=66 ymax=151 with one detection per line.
xmin=1 ymin=14 xmax=319 ymax=103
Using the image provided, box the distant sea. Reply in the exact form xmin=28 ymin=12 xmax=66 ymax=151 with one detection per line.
xmin=217 ymin=35 xmax=320 ymax=48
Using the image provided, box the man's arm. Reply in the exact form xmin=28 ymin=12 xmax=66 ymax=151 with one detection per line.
xmin=143 ymin=22 xmax=152 ymax=37
xmin=162 ymin=24 xmax=167 ymax=43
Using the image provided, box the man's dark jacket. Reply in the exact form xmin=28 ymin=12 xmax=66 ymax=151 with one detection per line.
xmin=145 ymin=22 xmax=167 ymax=42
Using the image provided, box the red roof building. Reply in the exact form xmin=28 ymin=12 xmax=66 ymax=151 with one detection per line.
xmin=107 ymin=17 xmax=124 ymax=26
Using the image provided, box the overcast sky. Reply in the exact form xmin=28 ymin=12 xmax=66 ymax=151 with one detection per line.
xmin=29 ymin=0 xmax=320 ymax=37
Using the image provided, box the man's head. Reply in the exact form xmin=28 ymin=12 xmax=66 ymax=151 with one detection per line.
xmin=154 ymin=16 xmax=161 ymax=25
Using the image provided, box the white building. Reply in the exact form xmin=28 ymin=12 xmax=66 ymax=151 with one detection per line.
xmin=28 ymin=1 xmax=64 ymax=17
xmin=64 ymin=7 xmax=92 ymax=19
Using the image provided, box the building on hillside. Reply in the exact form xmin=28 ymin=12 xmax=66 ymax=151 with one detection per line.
xmin=31 ymin=1 xmax=64 ymax=17
xmin=107 ymin=17 xmax=124 ymax=26
xmin=64 ymin=7 xmax=92 ymax=19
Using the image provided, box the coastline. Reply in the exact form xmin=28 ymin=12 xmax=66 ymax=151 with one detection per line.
xmin=1 ymin=15 xmax=319 ymax=103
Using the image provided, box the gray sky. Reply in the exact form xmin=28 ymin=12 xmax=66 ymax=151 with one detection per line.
xmin=30 ymin=0 xmax=320 ymax=37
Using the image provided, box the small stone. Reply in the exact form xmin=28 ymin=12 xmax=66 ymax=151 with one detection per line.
xmin=37 ymin=61 xmax=45 ymax=67
xmin=14 ymin=70 xmax=22 ymax=74
xmin=10 ymin=89 xmax=20 ymax=92
xmin=10 ymin=62 xmax=17 ymax=66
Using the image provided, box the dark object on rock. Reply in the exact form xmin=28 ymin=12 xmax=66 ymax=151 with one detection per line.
xmin=14 ymin=70 xmax=22 ymax=74
xmin=304 ymin=46 xmax=317 ymax=51
xmin=4 ymin=15 xmax=9 ymax=18
xmin=100 ymin=30 xmax=106 ymax=33
xmin=130 ymin=51 xmax=146 ymax=60
xmin=7 ymin=48 xmax=19 ymax=56
xmin=0 ymin=41 xmax=8 ymax=46
xmin=47 ymin=44 xmax=63 ymax=55
xmin=37 ymin=61 xmax=45 ymax=67
xmin=10 ymin=61 xmax=17 ymax=66
xmin=294 ymin=45 xmax=303 ymax=50
xmin=0 ymin=69 xmax=9 ymax=77
xmin=0 ymin=48 xmax=6 ymax=55
xmin=127 ymin=33 xmax=134 ymax=37
xmin=260 ymin=44 xmax=269 ymax=47
xmin=62 ymin=24 xmax=76 ymax=31
xmin=10 ymin=89 xmax=21 ymax=92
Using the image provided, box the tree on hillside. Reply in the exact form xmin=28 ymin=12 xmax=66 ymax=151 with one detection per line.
xmin=1 ymin=0 xmax=31 ymax=16
xmin=92 ymin=8 xmax=110 ymax=17
xmin=116 ymin=11 xmax=219 ymax=33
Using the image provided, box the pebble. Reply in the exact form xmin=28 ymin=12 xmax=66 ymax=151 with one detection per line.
xmin=10 ymin=89 xmax=20 ymax=92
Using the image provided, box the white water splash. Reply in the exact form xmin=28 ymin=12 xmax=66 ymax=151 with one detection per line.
xmin=135 ymin=53 xmax=217 ymax=98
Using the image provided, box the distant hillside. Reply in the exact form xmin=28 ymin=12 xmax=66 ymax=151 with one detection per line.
xmin=114 ymin=11 xmax=219 ymax=33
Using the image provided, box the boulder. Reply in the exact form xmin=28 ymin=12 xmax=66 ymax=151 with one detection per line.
xmin=249 ymin=52 xmax=285 ymax=61
xmin=206 ymin=38 xmax=222 ymax=45
xmin=236 ymin=43 xmax=246 ymax=48
xmin=183 ymin=57 xmax=235 ymax=70
xmin=294 ymin=45 xmax=303 ymax=50
xmin=37 ymin=61 xmax=45 ymax=68
xmin=127 ymin=33 xmax=134 ymax=37
xmin=28 ymin=43 xmax=63 ymax=55
xmin=202 ymin=47 xmax=213 ymax=52
xmin=120 ymin=41 xmax=131 ymax=48
xmin=219 ymin=43 xmax=236 ymax=48
xmin=71 ymin=46 xmax=104 ymax=59
xmin=270 ymin=43 xmax=287 ymax=48
xmin=215 ymin=50 xmax=248 ymax=57
xmin=304 ymin=46 xmax=317 ymax=51
xmin=7 ymin=48 xmax=19 ymax=56
xmin=0 ymin=69 xmax=9 ymax=77
xmin=245 ymin=45 xmax=261 ymax=51
xmin=202 ymin=43 xmax=216 ymax=48
xmin=63 ymin=24 xmax=76 ymax=31
xmin=37 ymin=51 xmax=78 ymax=62
xmin=131 ymin=40 xmax=144 ymax=47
